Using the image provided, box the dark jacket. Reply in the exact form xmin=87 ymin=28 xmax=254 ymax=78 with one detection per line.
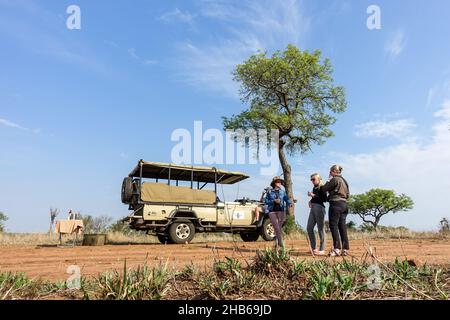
xmin=321 ymin=175 xmax=350 ymax=202
xmin=265 ymin=188 xmax=291 ymax=212
xmin=310 ymin=185 xmax=327 ymax=207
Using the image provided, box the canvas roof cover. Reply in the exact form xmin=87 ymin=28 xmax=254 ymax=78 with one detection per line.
xmin=128 ymin=160 xmax=249 ymax=184
xmin=140 ymin=183 xmax=216 ymax=204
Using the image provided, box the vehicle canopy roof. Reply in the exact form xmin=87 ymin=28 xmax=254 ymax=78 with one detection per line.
xmin=128 ymin=160 xmax=249 ymax=184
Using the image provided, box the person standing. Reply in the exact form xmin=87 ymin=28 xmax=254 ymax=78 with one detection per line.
xmin=307 ymin=173 xmax=327 ymax=256
xmin=265 ymin=176 xmax=292 ymax=249
xmin=321 ymin=165 xmax=350 ymax=257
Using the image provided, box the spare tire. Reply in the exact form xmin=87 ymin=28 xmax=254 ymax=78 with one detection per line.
xmin=121 ymin=177 xmax=133 ymax=204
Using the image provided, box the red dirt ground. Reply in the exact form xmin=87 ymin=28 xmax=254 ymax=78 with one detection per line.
xmin=1 ymin=239 xmax=449 ymax=281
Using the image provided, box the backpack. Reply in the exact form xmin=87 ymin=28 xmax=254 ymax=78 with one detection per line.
xmin=335 ymin=176 xmax=350 ymax=199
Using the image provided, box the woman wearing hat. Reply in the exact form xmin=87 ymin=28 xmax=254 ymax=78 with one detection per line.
xmin=264 ymin=176 xmax=292 ymax=249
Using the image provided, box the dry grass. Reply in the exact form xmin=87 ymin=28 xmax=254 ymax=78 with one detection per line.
xmin=286 ymin=229 xmax=449 ymax=241
xmin=0 ymin=228 xmax=447 ymax=247
xmin=0 ymin=231 xmax=238 ymax=246
xmin=1 ymin=250 xmax=449 ymax=300
xmin=0 ymin=233 xmax=61 ymax=247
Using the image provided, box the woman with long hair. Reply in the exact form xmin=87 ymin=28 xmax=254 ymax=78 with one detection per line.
xmin=307 ymin=173 xmax=327 ymax=256
xmin=265 ymin=176 xmax=292 ymax=249
xmin=321 ymin=165 xmax=350 ymax=257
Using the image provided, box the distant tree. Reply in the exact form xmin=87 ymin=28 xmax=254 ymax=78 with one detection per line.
xmin=82 ymin=214 xmax=113 ymax=234
xmin=348 ymin=189 xmax=414 ymax=230
xmin=282 ymin=217 xmax=304 ymax=234
xmin=0 ymin=211 xmax=8 ymax=232
xmin=81 ymin=214 xmax=94 ymax=233
xmin=324 ymin=220 xmax=330 ymax=233
xmin=439 ymin=217 xmax=450 ymax=233
xmin=222 ymin=44 xmax=347 ymax=222
xmin=49 ymin=208 xmax=60 ymax=234
xmin=109 ymin=218 xmax=132 ymax=234
xmin=346 ymin=220 xmax=357 ymax=231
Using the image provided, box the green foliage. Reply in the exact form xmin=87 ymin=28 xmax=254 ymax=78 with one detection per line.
xmin=82 ymin=214 xmax=113 ymax=234
xmin=346 ymin=220 xmax=357 ymax=230
xmin=283 ymin=215 xmax=303 ymax=234
xmin=0 ymin=272 xmax=63 ymax=300
xmin=108 ymin=219 xmax=132 ymax=234
xmin=305 ymin=260 xmax=364 ymax=300
xmin=85 ymin=260 xmax=170 ymax=300
xmin=201 ymin=257 xmax=267 ymax=299
xmin=439 ymin=218 xmax=450 ymax=233
xmin=251 ymin=247 xmax=293 ymax=275
xmin=0 ymin=211 xmax=8 ymax=232
xmin=222 ymin=44 xmax=347 ymax=216
xmin=348 ymin=189 xmax=414 ymax=229
xmin=223 ymin=44 xmax=347 ymax=154
xmin=1 ymin=256 xmax=448 ymax=300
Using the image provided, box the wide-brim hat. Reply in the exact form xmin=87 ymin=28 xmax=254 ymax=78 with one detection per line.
xmin=270 ymin=176 xmax=284 ymax=188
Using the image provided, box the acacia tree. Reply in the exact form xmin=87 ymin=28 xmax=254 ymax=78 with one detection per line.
xmin=439 ymin=218 xmax=450 ymax=233
xmin=348 ymin=189 xmax=414 ymax=230
xmin=0 ymin=211 xmax=8 ymax=232
xmin=82 ymin=214 xmax=113 ymax=234
xmin=223 ymin=44 xmax=347 ymax=216
xmin=49 ymin=208 xmax=59 ymax=234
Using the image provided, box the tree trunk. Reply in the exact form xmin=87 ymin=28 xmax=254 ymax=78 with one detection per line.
xmin=373 ymin=217 xmax=380 ymax=230
xmin=278 ymin=141 xmax=294 ymax=216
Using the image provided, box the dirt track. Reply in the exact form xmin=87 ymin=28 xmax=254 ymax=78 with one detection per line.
xmin=1 ymin=239 xmax=449 ymax=281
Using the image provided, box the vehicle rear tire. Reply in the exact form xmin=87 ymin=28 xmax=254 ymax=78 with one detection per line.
xmin=168 ymin=221 xmax=195 ymax=244
xmin=240 ymin=231 xmax=260 ymax=242
xmin=121 ymin=177 xmax=133 ymax=204
xmin=260 ymin=218 xmax=276 ymax=241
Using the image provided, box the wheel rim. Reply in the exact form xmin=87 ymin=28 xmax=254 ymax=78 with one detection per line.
xmin=176 ymin=224 xmax=191 ymax=239
xmin=266 ymin=223 xmax=276 ymax=238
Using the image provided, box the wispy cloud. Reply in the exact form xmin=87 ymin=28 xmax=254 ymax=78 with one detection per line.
xmin=355 ymin=118 xmax=416 ymax=139
xmin=0 ymin=118 xmax=27 ymax=130
xmin=385 ymin=30 xmax=406 ymax=59
xmin=127 ymin=48 xmax=157 ymax=66
xmin=0 ymin=117 xmax=40 ymax=133
xmin=173 ymin=0 xmax=310 ymax=97
xmin=426 ymin=88 xmax=435 ymax=109
xmin=103 ymin=40 xmax=120 ymax=49
xmin=340 ymin=99 xmax=450 ymax=230
xmin=160 ymin=8 xmax=195 ymax=25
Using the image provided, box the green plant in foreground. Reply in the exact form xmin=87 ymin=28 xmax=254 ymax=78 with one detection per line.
xmin=85 ymin=260 xmax=170 ymax=300
xmin=0 ymin=272 xmax=63 ymax=300
xmin=251 ymin=247 xmax=292 ymax=275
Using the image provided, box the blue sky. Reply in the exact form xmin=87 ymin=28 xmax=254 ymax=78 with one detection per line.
xmin=1 ymin=0 xmax=450 ymax=232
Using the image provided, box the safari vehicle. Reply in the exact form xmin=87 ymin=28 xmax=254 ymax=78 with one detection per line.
xmin=121 ymin=160 xmax=275 ymax=244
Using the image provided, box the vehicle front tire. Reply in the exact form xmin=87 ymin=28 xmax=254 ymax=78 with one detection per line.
xmin=168 ymin=221 xmax=195 ymax=244
xmin=260 ymin=218 xmax=276 ymax=241
xmin=240 ymin=231 xmax=260 ymax=242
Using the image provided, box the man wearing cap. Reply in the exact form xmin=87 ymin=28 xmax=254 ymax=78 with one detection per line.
xmin=264 ymin=176 xmax=293 ymax=249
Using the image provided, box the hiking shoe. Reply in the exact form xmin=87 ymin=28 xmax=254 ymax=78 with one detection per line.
xmin=328 ymin=249 xmax=341 ymax=257
xmin=313 ymin=249 xmax=326 ymax=256
xmin=342 ymin=249 xmax=349 ymax=256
